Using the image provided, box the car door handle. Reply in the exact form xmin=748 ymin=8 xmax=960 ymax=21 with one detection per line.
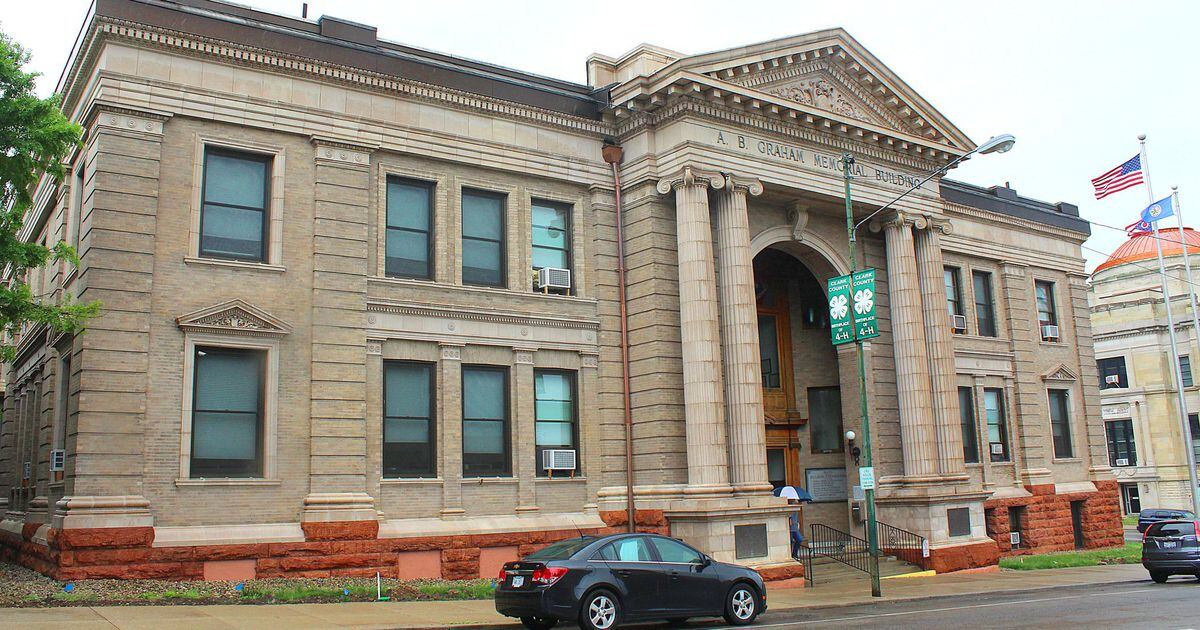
xmin=615 ymin=569 xmax=632 ymax=577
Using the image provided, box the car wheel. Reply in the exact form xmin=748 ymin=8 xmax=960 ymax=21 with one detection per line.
xmin=520 ymin=616 xmax=558 ymax=630
xmin=723 ymin=583 xmax=760 ymax=626
xmin=579 ymin=588 xmax=620 ymax=630
xmin=1151 ymin=572 xmax=1169 ymax=583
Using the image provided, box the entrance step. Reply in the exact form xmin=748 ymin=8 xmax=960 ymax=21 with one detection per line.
xmin=800 ymin=552 xmax=926 ymax=585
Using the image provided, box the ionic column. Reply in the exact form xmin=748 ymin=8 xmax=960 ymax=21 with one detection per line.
xmin=877 ymin=213 xmax=939 ymax=479
xmin=913 ymin=221 xmax=966 ymax=478
xmin=656 ymin=167 xmax=731 ymax=494
xmin=714 ymin=175 xmax=772 ymax=494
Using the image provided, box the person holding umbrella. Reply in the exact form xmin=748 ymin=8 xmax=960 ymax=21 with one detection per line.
xmin=773 ymin=485 xmax=813 ymax=559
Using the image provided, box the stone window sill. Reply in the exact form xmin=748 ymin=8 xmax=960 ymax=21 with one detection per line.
xmin=1051 ymin=458 xmax=1082 ymax=463
xmin=370 ymin=276 xmax=596 ymax=305
xmin=536 ymin=476 xmax=587 ymax=482
xmin=461 ymin=477 xmax=518 ymax=484
xmin=175 ymin=478 xmax=281 ymax=487
xmin=184 ymin=256 xmax=286 ymax=273
xmin=380 ymin=477 xmax=443 ymax=485
xmin=1039 ymin=340 xmax=1066 ymax=347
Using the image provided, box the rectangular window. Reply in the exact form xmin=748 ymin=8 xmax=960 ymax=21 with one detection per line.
xmin=758 ymin=315 xmax=782 ymax=389
xmin=1181 ymin=355 xmax=1193 ymax=388
xmin=383 ymin=361 xmax=435 ymax=478
xmin=1048 ymin=389 xmax=1074 ymax=458
xmin=534 ymin=370 xmax=577 ymax=476
xmin=462 ymin=365 xmax=510 ymax=476
xmin=808 ymin=387 xmax=843 ymax=453
xmin=984 ymin=388 xmax=1009 ymax=462
xmin=958 ymin=386 xmax=979 ymax=464
xmin=385 ymin=177 xmax=433 ymax=279
xmin=944 ymin=267 xmax=963 ymax=317
xmin=461 ymin=190 xmax=506 ymax=287
xmin=54 ymin=353 xmax=70 ymax=452
xmin=199 ymin=148 xmax=271 ymax=262
xmin=1105 ymin=419 xmax=1136 ymax=467
xmin=71 ymin=159 xmax=84 ymax=253
xmin=531 ymin=200 xmax=571 ymax=271
xmin=972 ymin=271 xmax=997 ymax=337
xmin=1035 ymin=280 xmax=1057 ymax=327
xmin=190 ymin=347 xmax=264 ymax=477
xmin=1097 ymin=356 xmax=1128 ymax=388
xmin=1190 ymin=414 xmax=1200 ymax=463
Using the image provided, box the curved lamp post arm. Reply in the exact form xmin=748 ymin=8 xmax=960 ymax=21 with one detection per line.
xmin=849 ymin=133 xmax=1015 ymax=241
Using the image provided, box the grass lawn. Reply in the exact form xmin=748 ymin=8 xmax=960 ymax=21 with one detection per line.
xmin=1000 ymin=543 xmax=1141 ymax=570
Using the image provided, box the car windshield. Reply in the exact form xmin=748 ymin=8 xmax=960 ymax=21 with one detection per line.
xmin=525 ymin=537 xmax=595 ymax=560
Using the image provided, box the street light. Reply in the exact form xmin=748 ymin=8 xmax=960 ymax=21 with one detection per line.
xmin=839 ymin=133 xmax=1015 ymax=598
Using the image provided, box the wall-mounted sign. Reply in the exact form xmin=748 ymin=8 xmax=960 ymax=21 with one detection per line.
xmin=827 ymin=274 xmax=854 ymax=345
xmin=805 ymin=467 xmax=848 ymax=503
xmin=852 ymin=269 xmax=879 ymax=341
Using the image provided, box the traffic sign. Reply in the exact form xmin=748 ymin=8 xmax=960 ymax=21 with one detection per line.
xmin=827 ymin=274 xmax=854 ymax=345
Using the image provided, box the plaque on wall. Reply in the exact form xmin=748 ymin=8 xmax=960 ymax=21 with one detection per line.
xmin=805 ymin=467 xmax=848 ymax=503
xmin=734 ymin=524 xmax=768 ymax=560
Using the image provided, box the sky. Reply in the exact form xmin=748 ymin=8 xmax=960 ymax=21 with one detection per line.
xmin=4 ymin=0 xmax=1197 ymax=271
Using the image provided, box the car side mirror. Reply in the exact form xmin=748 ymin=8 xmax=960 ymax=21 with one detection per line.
xmin=699 ymin=554 xmax=712 ymax=568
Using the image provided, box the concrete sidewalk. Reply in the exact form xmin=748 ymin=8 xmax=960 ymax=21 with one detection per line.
xmin=3 ymin=564 xmax=1148 ymax=629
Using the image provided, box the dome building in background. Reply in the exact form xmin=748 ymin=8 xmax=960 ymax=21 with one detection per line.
xmin=1090 ymin=228 xmax=1200 ymax=514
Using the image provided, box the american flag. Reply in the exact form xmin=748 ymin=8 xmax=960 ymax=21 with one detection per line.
xmin=1091 ymin=155 xmax=1143 ymax=200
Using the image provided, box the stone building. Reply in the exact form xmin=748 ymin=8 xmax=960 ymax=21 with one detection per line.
xmin=1091 ymin=228 xmax=1200 ymax=514
xmin=0 ymin=0 xmax=1120 ymax=581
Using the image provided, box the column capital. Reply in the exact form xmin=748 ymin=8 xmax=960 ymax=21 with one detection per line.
xmin=656 ymin=165 xmax=726 ymax=195
xmin=869 ymin=210 xmax=924 ymax=233
xmin=723 ymin=174 xmax=764 ymax=197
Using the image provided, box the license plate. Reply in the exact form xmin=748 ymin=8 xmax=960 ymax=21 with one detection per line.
xmin=1163 ymin=541 xmax=1178 ymax=549
xmin=511 ymin=575 xmax=524 ymax=587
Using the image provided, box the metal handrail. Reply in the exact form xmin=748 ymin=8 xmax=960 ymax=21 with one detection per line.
xmin=875 ymin=521 xmax=927 ymax=567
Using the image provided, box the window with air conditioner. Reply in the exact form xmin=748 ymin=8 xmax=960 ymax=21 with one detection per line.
xmin=531 ymin=199 xmax=572 ymax=294
xmin=1035 ymin=280 xmax=1058 ymax=340
xmin=944 ymin=267 xmax=964 ymax=331
xmin=1098 ymin=356 xmax=1127 ymax=388
xmin=535 ymin=370 xmax=577 ymax=476
xmin=984 ymin=388 xmax=1010 ymax=462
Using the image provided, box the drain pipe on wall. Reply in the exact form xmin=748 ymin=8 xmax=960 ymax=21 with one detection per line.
xmin=601 ymin=140 xmax=636 ymax=533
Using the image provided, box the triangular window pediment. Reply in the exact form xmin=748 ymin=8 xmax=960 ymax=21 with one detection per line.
xmin=1041 ymin=364 xmax=1079 ymax=382
xmin=176 ymin=299 xmax=292 ymax=338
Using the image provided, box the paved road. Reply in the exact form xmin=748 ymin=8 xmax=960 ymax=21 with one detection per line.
xmin=599 ymin=577 xmax=1199 ymax=629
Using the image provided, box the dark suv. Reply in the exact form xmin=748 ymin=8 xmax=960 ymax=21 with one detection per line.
xmin=1137 ymin=509 xmax=1196 ymax=533
xmin=1141 ymin=519 xmax=1200 ymax=583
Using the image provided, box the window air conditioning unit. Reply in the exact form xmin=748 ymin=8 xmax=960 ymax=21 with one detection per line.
xmin=542 ymin=449 xmax=577 ymax=471
xmin=1105 ymin=374 xmax=1121 ymax=387
xmin=990 ymin=443 xmax=1005 ymax=456
xmin=1115 ymin=458 xmax=1130 ymax=467
xmin=1040 ymin=325 xmax=1060 ymax=341
xmin=536 ymin=267 xmax=571 ymax=292
xmin=50 ymin=449 xmax=65 ymax=472
xmin=951 ymin=314 xmax=968 ymax=333
xmin=1009 ymin=531 xmax=1021 ymax=547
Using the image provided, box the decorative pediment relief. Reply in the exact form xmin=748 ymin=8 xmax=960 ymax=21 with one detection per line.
xmin=736 ymin=66 xmax=916 ymax=135
xmin=762 ymin=76 xmax=873 ymax=123
xmin=176 ymin=299 xmax=292 ymax=338
xmin=1041 ymin=364 xmax=1079 ymax=382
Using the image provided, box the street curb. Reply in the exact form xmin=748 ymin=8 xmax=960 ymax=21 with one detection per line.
xmin=392 ymin=574 xmax=1150 ymax=629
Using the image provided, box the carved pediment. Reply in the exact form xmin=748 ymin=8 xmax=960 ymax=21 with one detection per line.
xmin=176 ymin=299 xmax=292 ymax=338
xmin=1041 ymin=364 xmax=1079 ymax=382
xmin=761 ymin=75 xmax=879 ymax=125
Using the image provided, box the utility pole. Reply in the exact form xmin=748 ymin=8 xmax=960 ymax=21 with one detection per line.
xmin=841 ymin=153 xmax=882 ymax=598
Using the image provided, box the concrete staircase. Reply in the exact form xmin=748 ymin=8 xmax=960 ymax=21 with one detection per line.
xmin=800 ymin=550 xmax=927 ymax=585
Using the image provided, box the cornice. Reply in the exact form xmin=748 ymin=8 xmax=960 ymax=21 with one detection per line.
xmin=942 ymin=200 xmax=1089 ymax=243
xmin=366 ymin=300 xmax=600 ymax=331
xmin=69 ymin=17 xmax=613 ymax=140
xmin=618 ymin=96 xmax=943 ymax=173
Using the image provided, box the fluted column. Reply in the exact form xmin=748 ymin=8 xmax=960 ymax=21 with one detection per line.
xmin=914 ymin=221 xmax=966 ymax=478
xmin=877 ymin=213 xmax=939 ymax=479
xmin=715 ymin=175 xmax=772 ymax=494
xmin=657 ymin=167 xmax=731 ymax=494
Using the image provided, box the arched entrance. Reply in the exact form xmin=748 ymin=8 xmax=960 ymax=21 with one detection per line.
xmin=753 ymin=242 xmax=853 ymax=530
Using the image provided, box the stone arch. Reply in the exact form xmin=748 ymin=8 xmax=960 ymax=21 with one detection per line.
xmin=749 ymin=224 xmax=851 ymax=283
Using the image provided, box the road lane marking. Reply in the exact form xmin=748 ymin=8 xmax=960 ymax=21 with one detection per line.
xmin=735 ymin=587 xmax=1157 ymax=628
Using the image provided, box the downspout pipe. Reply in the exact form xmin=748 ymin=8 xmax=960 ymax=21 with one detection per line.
xmin=601 ymin=140 xmax=635 ymax=533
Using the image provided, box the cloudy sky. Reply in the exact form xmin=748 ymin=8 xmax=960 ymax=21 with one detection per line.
xmin=4 ymin=0 xmax=1196 ymax=271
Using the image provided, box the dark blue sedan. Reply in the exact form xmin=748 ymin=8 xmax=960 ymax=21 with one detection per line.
xmin=494 ymin=533 xmax=766 ymax=629
xmin=1142 ymin=519 xmax=1200 ymax=583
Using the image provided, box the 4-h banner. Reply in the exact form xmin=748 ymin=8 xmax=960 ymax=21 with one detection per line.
xmin=827 ymin=269 xmax=879 ymax=346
